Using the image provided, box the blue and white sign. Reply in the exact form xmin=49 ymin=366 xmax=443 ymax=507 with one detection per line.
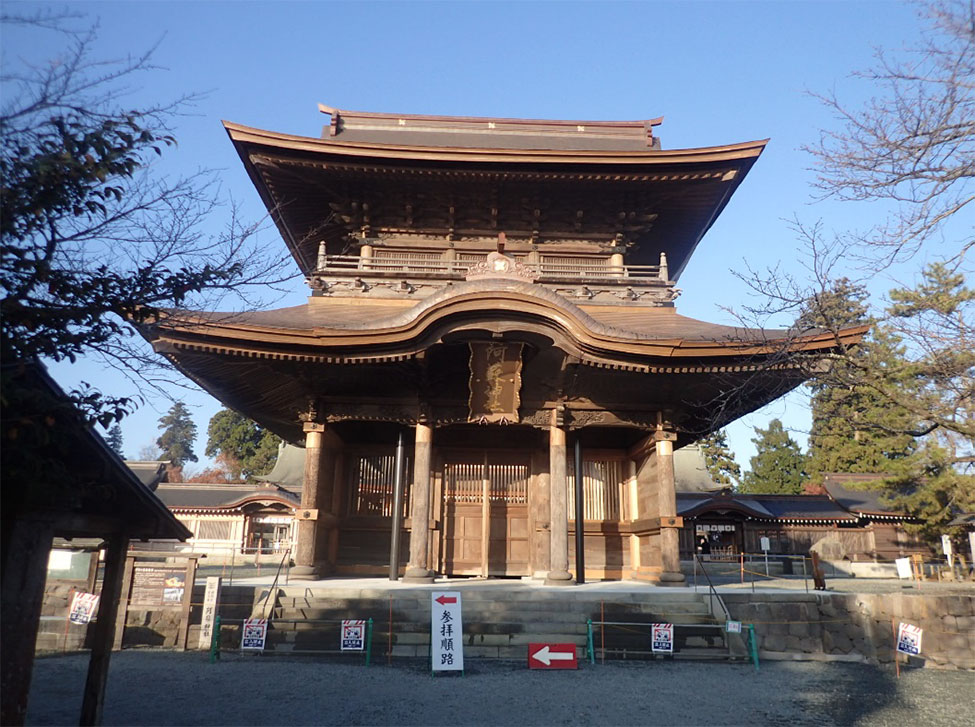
xmin=726 ymin=620 xmax=742 ymax=634
xmin=341 ymin=619 xmax=366 ymax=651
xmin=241 ymin=618 xmax=268 ymax=650
xmin=651 ymin=623 xmax=674 ymax=653
xmin=896 ymin=622 xmax=923 ymax=656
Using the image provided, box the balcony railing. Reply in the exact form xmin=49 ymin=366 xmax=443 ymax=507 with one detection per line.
xmin=314 ymin=254 xmax=667 ymax=283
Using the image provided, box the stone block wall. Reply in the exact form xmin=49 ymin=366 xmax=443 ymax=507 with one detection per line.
xmin=723 ymin=592 xmax=975 ymax=670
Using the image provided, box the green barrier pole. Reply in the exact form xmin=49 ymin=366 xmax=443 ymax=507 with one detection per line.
xmin=210 ymin=615 xmax=221 ymax=663
xmin=366 ymin=618 xmax=373 ymax=667
xmin=747 ymin=624 xmax=759 ymax=671
xmin=586 ymin=620 xmax=595 ymax=665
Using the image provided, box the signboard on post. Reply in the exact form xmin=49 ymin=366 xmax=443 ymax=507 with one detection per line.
xmin=241 ymin=618 xmax=268 ymax=650
xmin=198 ymin=577 xmax=222 ymax=649
xmin=130 ymin=565 xmax=186 ymax=607
xmin=726 ymin=620 xmax=742 ymax=634
xmin=341 ymin=619 xmax=366 ymax=651
xmin=69 ymin=592 xmax=100 ymax=625
xmin=896 ymin=622 xmax=923 ymax=656
xmin=760 ymin=537 xmax=771 ymax=552
xmin=431 ymin=592 xmax=464 ymax=672
xmin=528 ymin=643 xmax=578 ymax=669
xmin=941 ymin=534 xmax=954 ymax=568
xmin=651 ymin=623 xmax=674 ymax=653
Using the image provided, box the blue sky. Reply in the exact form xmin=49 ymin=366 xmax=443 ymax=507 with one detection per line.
xmin=3 ymin=1 xmax=929 ymax=470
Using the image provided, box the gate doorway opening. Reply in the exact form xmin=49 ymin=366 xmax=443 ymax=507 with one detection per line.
xmin=440 ymin=453 xmax=531 ymax=577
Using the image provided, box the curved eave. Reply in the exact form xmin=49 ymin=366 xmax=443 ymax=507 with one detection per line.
xmin=147 ymin=288 xmax=868 ymax=365
xmin=224 ymin=120 xmax=768 ymax=166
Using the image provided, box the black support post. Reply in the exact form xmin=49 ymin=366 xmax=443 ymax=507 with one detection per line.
xmin=389 ymin=431 xmax=405 ymax=581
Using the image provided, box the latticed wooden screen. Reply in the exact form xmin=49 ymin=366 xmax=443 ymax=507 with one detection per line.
xmin=567 ymin=460 xmax=628 ymax=521
xmin=444 ymin=463 xmax=529 ymax=504
xmin=349 ymin=454 xmax=411 ymax=517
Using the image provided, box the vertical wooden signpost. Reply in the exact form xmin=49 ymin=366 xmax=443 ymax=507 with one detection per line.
xmin=198 ymin=577 xmax=222 ymax=650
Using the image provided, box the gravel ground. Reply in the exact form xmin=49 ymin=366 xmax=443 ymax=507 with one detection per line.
xmin=26 ymin=651 xmax=975 ymax=726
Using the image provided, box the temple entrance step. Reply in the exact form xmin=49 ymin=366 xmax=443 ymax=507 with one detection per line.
xmin=253 ymin=585 xmax=732 ymax=661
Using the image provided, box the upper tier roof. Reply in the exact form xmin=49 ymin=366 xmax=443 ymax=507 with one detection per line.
xmin=317 ymin=104 xmax=665 ymax=151
xmin=224 ymin=108 xmax=767 ymax=279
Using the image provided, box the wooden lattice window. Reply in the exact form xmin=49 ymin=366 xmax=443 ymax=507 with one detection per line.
xmin=567 ymin=460 xmax=628 ymax=521
xmin=349 ymin=454 xmax=411 ymax=517
xmin=197 ymin=519 xmax=233 ymax=540
xmin=444 ymin=463 xmax=529 ymax=504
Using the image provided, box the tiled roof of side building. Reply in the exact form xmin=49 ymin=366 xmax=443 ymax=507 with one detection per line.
xmin=154 ymin=483 xmax=300 ymax=510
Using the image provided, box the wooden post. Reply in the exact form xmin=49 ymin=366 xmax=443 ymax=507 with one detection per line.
xmin=112 ymin=556 xmax=135 ymax=650
xmin=80 ymin=534 xmax=130 ymax=726
xmin=481 ymin=453 xmax=490 ymax=578
xmin=546 ymin=413 xmax=573 ymax=585
xmin=292 ymin=420 xmax=325 ymax=580
xmin=0 ymin=518 xmax=55 ymax=727
xmin=574 ymin=437 xmax=585 ymax=585
xmin=176 ymin=557 xmax=197 ymax=651
xmin=405 ymin=422 xmax=435 ymax=583
xmin=655 ymin=428 xmax=685 ymax=584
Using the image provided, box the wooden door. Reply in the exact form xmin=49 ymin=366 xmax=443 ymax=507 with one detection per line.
xmin=441 ymin=454 xmax=530 ymax=577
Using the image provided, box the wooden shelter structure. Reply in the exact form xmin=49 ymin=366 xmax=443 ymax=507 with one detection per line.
xmin=0 ymin=362 xmax=190 ymax=726
xmin=144 ymin=106 xmax=865 ymax=585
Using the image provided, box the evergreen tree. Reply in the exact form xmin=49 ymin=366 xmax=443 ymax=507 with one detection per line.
xmin=105 ymin=424 xmax=124 ymax=458
xmin=205 ymin=408 xmax=281 ymax=481
xmin=740 ymin=419 xmax=808 ymax=495
xmin=697 ymin=429 xmax=741 ymax=488
xmin=156 ymin=402 xmax=197 ymax=467
xmin=802 ymin=280 xmax=918 ymax=483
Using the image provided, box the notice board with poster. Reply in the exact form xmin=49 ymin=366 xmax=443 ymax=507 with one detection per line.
xmin=113 ymin=553 xmax=201 ymax=651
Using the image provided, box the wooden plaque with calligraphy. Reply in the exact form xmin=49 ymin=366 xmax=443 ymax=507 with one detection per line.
xmin=468 ymin=342 xmax=524 ymax=424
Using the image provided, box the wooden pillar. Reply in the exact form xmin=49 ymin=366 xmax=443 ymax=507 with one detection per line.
xmin=0 ymin=517 xmax=54 ymax=726
xmin=80 ymin=533 xmax=130 ymax=726
xmin=405 ymin=422 xmax=435 ymax=583
xmin=627 ymin=459 xmax=641 ymax=577
xmin=655 ymin=429 xmax=686 ymax=585
xmin=292 ymin=420 xmax=325 ymax=580
xmin=546 ymin=414 xmax=573 ymax=585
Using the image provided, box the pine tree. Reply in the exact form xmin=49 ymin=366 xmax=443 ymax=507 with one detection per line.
xmin=697 ymin=429 xmax=741 ymax=488
xmin=205 ymin=408 xmax=281 ymax=481
xmin=156 ymin=402 xmax=197 ymax=468
xmin=802 ymin=280 xmax=918 ymax=483
xmin=105 ymin=424 xmax=124 ymax=458
xmin=740 ymin=419 xmax=808 ymax=495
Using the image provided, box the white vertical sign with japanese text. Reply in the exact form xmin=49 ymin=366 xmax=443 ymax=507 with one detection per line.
xmin=198 ymin=577 xmax=222 ymax=649
xmin=431 ymin=592 xmax=463 ymax=671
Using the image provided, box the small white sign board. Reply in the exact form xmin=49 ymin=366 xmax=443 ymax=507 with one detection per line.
xmin=760 ymin=537 xmax=771 ymax=552
xmin=895 ymin=557 xmax=913 ymax=580
xmin=198 ymin=577 xmax=222 ymax=649
xmin=896 ymin=622 xmax=922 ymax=656
xmin=969 ymin=532 xmax=975 ymax=568
xmin=726 ymin=620 xmax=742 ymax=634
xmin=651 ymin=623 xmax=674 ymax=653
xmin=68 ymin=592 xmax=100 ymax=625
xmin=341 ymin=619 xmax=366 ymax=651
xmin=431 ymin=592 xmax=463 ymax=671
xmin=241 ymin=618 xmax=268 ymax=650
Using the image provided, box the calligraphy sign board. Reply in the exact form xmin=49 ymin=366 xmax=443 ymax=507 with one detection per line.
xmin=198 ymin=577 xmax=222 ymax=649
xmin=468 ymin=342 xmax=523 ymax=424
xmin=651 ymin=623 xmax=674 ymax=653
xmin=431 ymin=592 xmax=464 ymax=671
xmin=341 ymin=619 xmax=366 ymax=651
xmin=241 ymin=618 xmax=268 ymax=650
xmin=69 ymin=592 xmax=100 ymax=625
xmin=896 ymin=623 xmax=923 ymax=656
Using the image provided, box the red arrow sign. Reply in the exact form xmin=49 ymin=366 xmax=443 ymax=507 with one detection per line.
xmin=434 ymin=595 xmax=457 ymax=605
xmin=528 ymin=643 xmax=578 ymax=669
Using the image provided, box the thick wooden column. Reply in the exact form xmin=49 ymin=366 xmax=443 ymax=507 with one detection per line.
xmin=292 ymin=420 xmax=325 ymax=580
xmin=545 ymin=415 xmax=573 ymax=585
xmin=627 ymin=459 xmax=641 ymax=577
xmin=80 ymin=533 xmax=130 ymax=726
xmin=655 ymin=429 xmax=686 ymax=585
xmin=404 ymin=422 xmax=435 ymax=583
xmin=0 ymin=517 xmax=54 ymax=726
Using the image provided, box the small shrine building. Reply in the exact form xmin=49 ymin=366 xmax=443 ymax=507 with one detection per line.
xmin=144 ymin=106 xmax=865 ymax=584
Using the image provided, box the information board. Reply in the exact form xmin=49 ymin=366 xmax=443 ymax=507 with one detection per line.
xmin=130 ymin=565 xmax=186 ymax=607
xmin=241 ymin=618 xmax=268 ymax=650
xmin=431 ymin=592 xmax=464 ymax=671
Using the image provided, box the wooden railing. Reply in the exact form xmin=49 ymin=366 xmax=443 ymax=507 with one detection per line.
xmin=315 ymin=254 xmax=666 ymax=283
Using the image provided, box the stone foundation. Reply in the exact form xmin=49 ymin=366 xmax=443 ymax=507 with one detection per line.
xmin=723 ymin=592 xmax=975 ymax=670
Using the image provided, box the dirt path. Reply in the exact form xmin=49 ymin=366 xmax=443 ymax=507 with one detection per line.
xmin=26 ymin=651 xmax=975 ymax=726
